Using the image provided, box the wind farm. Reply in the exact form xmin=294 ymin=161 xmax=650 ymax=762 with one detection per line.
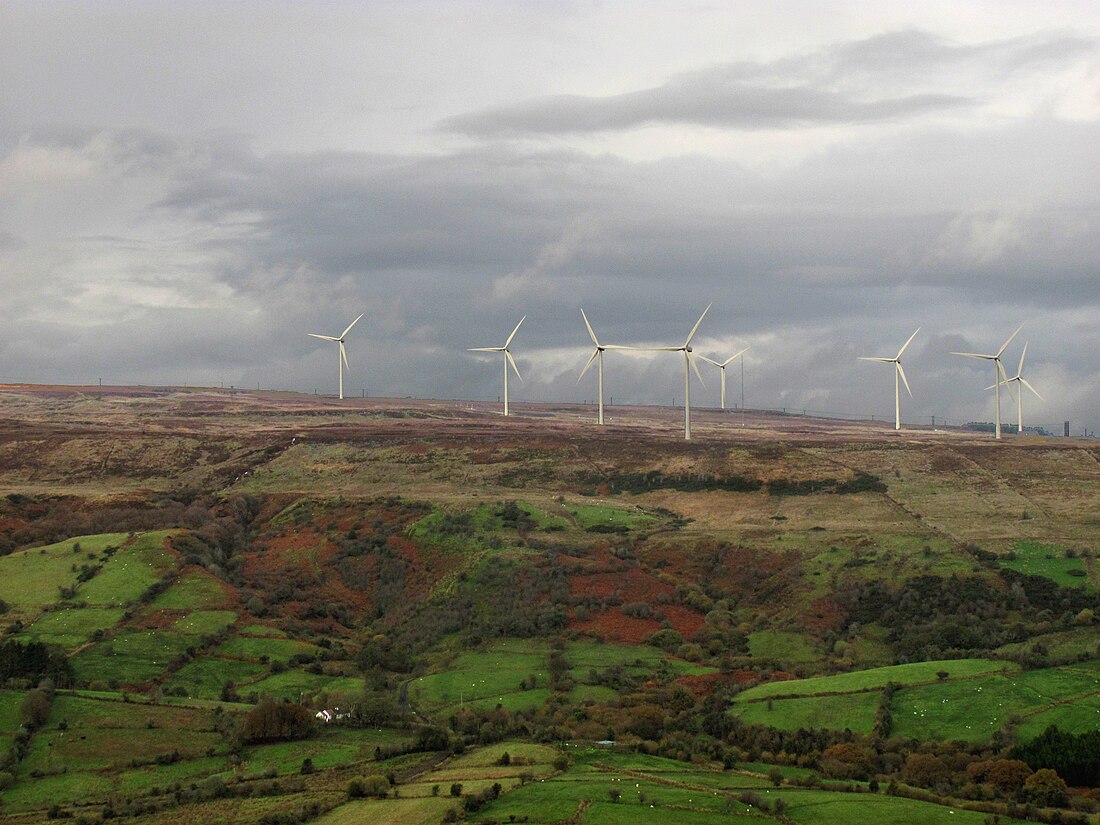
xmin=952 ymin=324 xmax=1024 ymax=440
xmin=858 ymin=327 xmax=919 ymax=431
xmin=468 ymin=315 xmax=526 ymax=416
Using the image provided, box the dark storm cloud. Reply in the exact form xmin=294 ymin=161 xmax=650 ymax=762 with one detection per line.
xmin=440 ymin=30 xmax=1092 ymax=137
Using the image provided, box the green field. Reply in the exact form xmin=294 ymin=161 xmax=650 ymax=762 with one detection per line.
xmin=409 ymin=639 xmax=549 ymax=711
xmin=998 ymin=541 xmax=1093 ymax=589
xmin=215 ymin=635 xmax=320 ymax=661
xmin=76 ymin=530 xmax=178 ymax=606
xmin=892 ymin=663 xmax=1100 ymax=742
xmin=72 ymin=629 xmax=199 ymax=684
xmin=735 ymin=659 xmax=1015 ymax=702
xmin=566 ymin=502 xmax=658 ymax=531
xmin=151 ymin=571 xmax=232 ymax=610
xmin=747 ymin=631 xmax=821 ymax=664
xmin=163 ymin=656 xmax=269 ymax=698
xmin=0 ymin=533 xmax=129 ymax=609
xmin=731 ymin=691 xmax=880 ymax=734
xmin=18 ymin=606 xmax=125 ymax=648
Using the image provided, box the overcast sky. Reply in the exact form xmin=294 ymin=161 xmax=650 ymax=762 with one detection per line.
xmin=2 ymin=1 xmax=1099 ymax=433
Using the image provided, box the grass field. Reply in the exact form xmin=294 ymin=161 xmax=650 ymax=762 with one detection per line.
xmin=151 ymin=570 xmax=232 ymax=610
xmin=246 ymin=669 xmax=364 ymax=699
xmin=72 ymin=629 xmax=199 ymax=684
xmin=162 ymin=657 xmax=269 ymax=698
xmin=215 ymin=635 xmax=320 ymax=661
xmin=566 ymin=501 xmax=658 ymax=531
xmin=0 ymin=532 xmax=129 ymax=611
xmin=892 ymin=663 xmax=1100 ymax=742
xmin=747 ymin=631 xmax=821 ymax=664
xmin=409 ymin=639 xmax=549 ymax=711
xmin=18 ymin=606 xmax=126 ymax=648
xmin=734 ymin=659 xmax=1015 ymax=702
xmin=997 ymin=540 xmax=1093 ymax=589
xmin=76 ymin=530 xmax=178 ymax=606
xmin=731 ymin=691 xmax=880 ymax=734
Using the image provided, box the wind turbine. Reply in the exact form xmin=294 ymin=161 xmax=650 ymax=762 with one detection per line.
xmin=951 ymin=324 xmax=1023 ymax=440
xmin=990 ymin=342 xmax=1043 ymax=434
xmin=699 ymin=347 xmax=751 ymax=411
xmin=469 ymin=316 xmax=525 ymax=417
xmin=577 ymin=309 xmax=633 ymax=425
xmin=307 ymin=313 xmax=364 ymax=400
xmin=646 ymin=304 xmax=711 ymax=440
xmin=858 ymin=327 xmax=920 ymax=430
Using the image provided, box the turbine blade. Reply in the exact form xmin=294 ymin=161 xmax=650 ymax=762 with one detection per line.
xmin=638 ymin=346 xmax=685 ymax=352
xmin=684 ymin=303 xmax=711 ymax=347
xmin=689 ymin=353 xmax=706 ymax=388
xmin=578 ymin=349 xmax=599 ymax=382
xmin=858 ymin=357 xmax=893 ymax=362
xmin=580 ymin=308 xmax=599 ymax=347
xmin=340 ymin=342 xmax=350 ymax=373
xmin=600 ymin=344 xmax=638 ymax=350
xmin=722 ymin=347 xmax=750 ymax=367
xmin=1020 ymin=377 xmax=1043 ymax=401
xmin=897 ymin=326 xmax=921 ymax=359
xmin=505 ymin=315 xmax=526 ymax=348
xmin=468 ymin=347 xmax=504 ymax=352
xmin=897 ymin=362 xmax=912 ymax=397
xmin=996 ymin=323 xmax=1024 ymax=358
xmin=950 ymin=351 xmax=994 ymax=359
xmin=1017 ymin=341 xmax=1028 ymax=376
xmin=340 ymin=313 xmax=365 ymax=339
xmin=506 ymin=349 xmax=523 ymax=382
xmin=697 ymin=355 xmax=721 ymax=367
xmin=308 ymin=334 xmax=339 ymax=342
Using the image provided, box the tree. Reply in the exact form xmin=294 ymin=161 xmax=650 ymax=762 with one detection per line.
xmin=240 ymin=697 xmax=313 ymax=743
xmin=20 ymin=689 xmax=50 ymax=729
xmin=901 ymin=753 xmax=951 ymax=789
xmin=1023 ymin=768 xmax=1068 ymax=807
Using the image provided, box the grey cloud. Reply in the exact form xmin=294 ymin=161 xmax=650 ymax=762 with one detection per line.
xmin=440 ymin=29 xmax=1093 ymax=137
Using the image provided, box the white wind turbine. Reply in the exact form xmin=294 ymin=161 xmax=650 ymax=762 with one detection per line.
xmin=577 ymin=309 xmax=634 ymax=425
xmin=469 ymin=316 xmax=525 ymax=417
xmin=858 ymin=327 xmax=920 ymax=431
xmin=951 ymin=324 xmax=1023 ymax=440
xmin=699 ymin=347 xmax=751 ymax=411
xmin=646 ymin=304 xmax=711 ymax=440
xmin=990 ymin=342 xmax=1043 ymax=434
xmin=307 ymin=313 xmax=364 ymax=400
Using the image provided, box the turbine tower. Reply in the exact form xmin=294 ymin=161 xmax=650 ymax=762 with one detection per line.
xmin=469 ymin=316 xmax=525 ymax=417
xmin=699 ymin=347 xmax=750 ymax=411
xmin=307 ymin=313 xmax=364 ymax=400
xmin=648 ymin=305 xmax=711 ymax=440
xmin=858 ymin=327 xmax=920 ymax=430
xmin=951 ymin=324 xmax=1023 ymax=440
xmin=577 ymin=309 xmax=633 ymax=425
xmin=990 ymin=342 xmax=1043 ymax=433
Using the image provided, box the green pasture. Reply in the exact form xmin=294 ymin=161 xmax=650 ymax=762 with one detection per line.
xmin=162 ymin=657 xmax=268 ymax=698
xmin=409 ymin=640 xmax=549 ymax=710
xmin=731 ymin=691 xmax=879 ymax=734
xmin=238 ymin=623 xmax=288 ymax=637
xmin=216 ymin=635 xmax=320 ymax=661
xmin=316 ymin=797 xmax=456 ymax=825
xmin=114 ymin=755 xmax=228 ymax=795
xmin=242 ymin=727 xmax=414 ymax=775
xmin=0 ymin=532 xmax=128 ymax=609
xmin=77 ymin=530 xmax=178 ymax=606
xmin=1018 ymin=692 xmax=1100 ymax=739
xmin=996 ymin=627 xmax=1100 ymax=660
xmin=48 ymin=694 xmax=213 ymax=730
xmin=735 ymin=659 xmax=1014 ymax=702
xmin=23 ymin=726 xmax=220 ymax=773
xmin=566 ymin=501 xmax=658 ymax=531
xmin=172 ymin=609 xmax=238 ymax=636
xmin=0 ymin=769 xmax=114 ymax=812
xmin=72 ymin=629 xmax=198 ymax=684
xmin=18 ymin=606 xmax=125 ymax=648
xmin=782 ymin=790 xmax=1027 ymax=825
xmin=892 ymin=663 xmax=1100 ymax=743
xmin=748 ymin=631 xmax=821 ymax=663
xmin=151 ymin=570 xmax=232 ymax=610
xmin=246 ymin=669 xmax=364 ymax=699
xmin=998 ymin=540 xmax=1092 ymax=589
xmin=518 ymin=501 xmax=571 ymax=531
xmin=567 ymin=640 xmax=716 ymax=681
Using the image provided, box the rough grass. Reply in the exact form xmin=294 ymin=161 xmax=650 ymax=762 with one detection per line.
xmin=0 ymin=532 xmax=128 ymax=610
xmin=731 ymin=691 xmax=880 ymax=734
xmin=77 ymin=530 xmax=178 ymax=606
xmin=163 ymin=657 xmax=269 ymax=699
xmin=998 ymin=540 xmax=1093 ymax=590
xmin=151 ymin=570 xmax=232 ymax=610
xmin=409 ymin=639 xmax=549 ymax=711
xmin=246 ymin=669 xmax=364 ymax=699
xmin=735 ymin=659 xmax=1015 ymax=702
xmin=216 ymin=635 xmax=320 ymax=661
xmin=17 ymin=606 xmax=125 ymax=648
xmin=747 ymin=630 xmax=821 ymax=663
xmin=172 ymin=609 xmax=238 ymax=636
xmin=72 ymin=629 xmax=198 ymax=684
xmin=892 ymin=663 xmax=1100 ymax=743
xmin=565 ymin=501 xmax=658 ymax=531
